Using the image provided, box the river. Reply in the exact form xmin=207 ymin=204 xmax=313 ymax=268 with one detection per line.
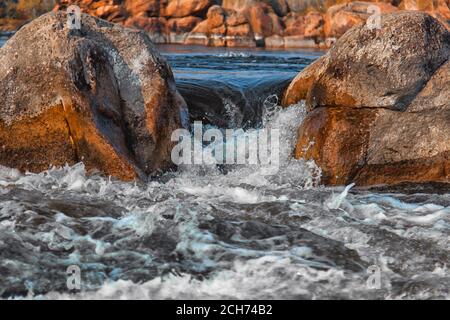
xmin=0 ymin=40 xmax=449 ymax=299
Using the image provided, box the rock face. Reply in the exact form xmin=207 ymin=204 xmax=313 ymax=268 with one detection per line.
xmin=307 ymin=12 xmax=449 ymax=111
xmin=185 ymin=5 xmax=256 ymax=47
xmin=324 ymin=1 xmax=398 ymax=38
xmin=400 ymin=0 xmax=450 ymax=22
xmin=285 ymin=12 xmax=450 ymax=186
xmin=165 ymin=0 xmax=213 ymax=18
xmin=0 ymin=12 xmax=186 ymax=181
xmin=50 ymin=0 xmax=450 ymax=48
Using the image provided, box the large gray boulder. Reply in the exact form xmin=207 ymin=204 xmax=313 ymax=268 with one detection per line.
xmin=0 ymin=11 xmax=187 ymax=181
xmin=285 ymin=12 xmax=450 ymax=186
xmin=312 ymin=12 xmax=448 ymax=110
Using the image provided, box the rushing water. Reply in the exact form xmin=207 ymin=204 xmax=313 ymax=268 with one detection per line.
xmin=0 ymin=42 xmax=449 ymax=300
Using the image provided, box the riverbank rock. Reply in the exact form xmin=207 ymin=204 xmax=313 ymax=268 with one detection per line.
xmin=324 ymin=1 xmax=398 ymax=38
xmin=164 ymin=0 xmax=214 ymax=18
xmin=0 ymin=12 xmax=186 ymax=181
xmin=282 ymin=55 xmax=329 ymax=106
xmin=52 ymin=1 xmax=449 ymax=48
xmin=185 ymin=5 xmax=256 ymax=47
xmin=286 ymin=12 xmax=450 ymax=186
xmin=400 ymin=0 xmax=450 ymax=23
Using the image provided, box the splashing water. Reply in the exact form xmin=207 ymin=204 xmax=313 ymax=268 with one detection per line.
xmin=0 ymin=101 xmax=448 ymax=300
xmin=0 ymin=44 xmax=448 ymax=300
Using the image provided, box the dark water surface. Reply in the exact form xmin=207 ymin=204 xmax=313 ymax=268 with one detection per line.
xmin=0 ymin=40 xmax=449 ymax=300
xmin=160 ymin=45 xmax=322 ymax=128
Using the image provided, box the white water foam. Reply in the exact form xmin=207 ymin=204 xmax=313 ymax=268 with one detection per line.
xmin=0 ymin=103 xmax=449 ymax=300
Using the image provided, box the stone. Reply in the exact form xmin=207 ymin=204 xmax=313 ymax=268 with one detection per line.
xmin=295 ymin=107 xmax=450 ymax=186
xmin=168 ymin=16 xmax=202 ymax=33
xmin=0 ymin=12 xmax=186 ymax=181
xmin=164 ymin=0 xmax=213 ymax=18
xmin=304 ymin=11 xmax=325 ymax=38
xmin=281 ymin=55 xmax=329 ymax=106
xmin=324 ymin=1 xmax=398 ymax=38
xmin=283 ymin=12 xmax=306 ymax=36
xmin=227 ymin=22 xmax=256 ymax=47
xmin=265 ymin=34 xmax=285 ymax=47
xmin=124 ymin=0 xmax=164 ymax=18
xmin=283 ymin=35 xmax=317 ymax=48
xmin=289 ymin=12 xmax=450 ymax=186
xmin=308 ymin=12 xmax=449 ymax=111
xmin=246 ymin=2 xmax=284 ymax=39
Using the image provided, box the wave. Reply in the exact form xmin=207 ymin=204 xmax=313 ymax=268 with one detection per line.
xmin=1 ymin=102 xmax=449 ymax=299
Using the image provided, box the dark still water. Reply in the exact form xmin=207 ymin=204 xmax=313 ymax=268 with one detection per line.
xmin=0 ymin=40 xmax=449 ymax=299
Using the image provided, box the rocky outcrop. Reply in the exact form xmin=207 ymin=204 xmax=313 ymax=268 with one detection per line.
xmin=306 ymin=12 xmax=448 ymax=111
xmin=0 ymin=12 xmax=186 ymax=181
xmin=285 ymin=12 xmax=450 ymax=186
xmin=165 ymin=0 xmax=213 ymax=18
xmin=49 ymin=0 xmax=449 ymax=48
xmin=282 ymin=55 xmax=329 ymax=106
xmin=400 ymin=0 xmax=450 ymax=22
xmin=324 ymin=1 xmax=398 ymax=38
xmin=185 ymin=5 xmax=257 ymax=47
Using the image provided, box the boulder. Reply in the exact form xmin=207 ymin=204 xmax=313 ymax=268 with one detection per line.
xmin=227 ymin=22 xmax=256 ymax=47
xmin=164 ymin=0 xmax=213 ymax=18
xmin=283 ymin=12 xmax=306 ymax=36
xmin=285 ymin=0 xmax=325 ymax=13
xmin=185 ymin=6 xmax=256 ymax=47
xmin=399 ymin=0 xmax=450 ymax=23
xmin=0 ymin=12 xmax=186 ymax=181
xmin=168 ymin=16 xmax=202 ymax=33
xmin=283 ymin=11 xmax=324 ymax=38
xmin=265 ymin=34 xmax=285 ymax=47
xmin=246 ymin=2 xmax=284 ymax=39
xmin=185 ymin=5 xmax=227 ymax=46
xmin=282 ymin=55 xmax=329 ymax=106
xmin=295 ymin=106 xmax=450 ymax=186
xmin=324 ymin=1 xmax=398 ymax=38
xmin=287 ymin=12 xmax=450 ymax=186
xmin=124 ymin=0 xmax=164 ymax=18
xmin=226 ymin=10 xmax=248 ymax=26
xmin=124 ymin=16 xmax=169 ymax=43
xmin=57 ymin=0 xmax=127 ymax=23
xmin=222 ymin=0 xmax=257 ymax=12
xmin=206 ymin=4 xmax=226 ymax=28
xmin=304 ymin=11 xmax=325 ymax=38
xmin=307 ymin=12 xmax=449 ymax=110
xmin=436 ymin=0 xmax=450 ymax=21
xmin=283 ymin=36 xmax=317 ymax=48
xmin=267 ymin=0 xmax=290 ymax=16
xmin=184 ymin=20 xmax=211 ymax=45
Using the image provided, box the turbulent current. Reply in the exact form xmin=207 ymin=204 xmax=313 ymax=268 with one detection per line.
xmin=0 ymin=43 xmax=449 ymax=299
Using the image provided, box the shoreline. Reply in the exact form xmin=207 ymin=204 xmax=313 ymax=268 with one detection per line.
xmin=0 ymin=25 xmax=332 ymax=50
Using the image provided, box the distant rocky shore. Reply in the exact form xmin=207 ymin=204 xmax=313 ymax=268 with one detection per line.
xmin=0 ymin=12 xmax=186 ymax=181
xmin=2 ymin=0 xmax=449 ymax=48
xmin=54 ymin=0 xmax=450 ymax=48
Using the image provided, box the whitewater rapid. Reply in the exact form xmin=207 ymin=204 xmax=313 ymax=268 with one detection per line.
xmin=0 ymin=102 xmax=449 ymax=300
